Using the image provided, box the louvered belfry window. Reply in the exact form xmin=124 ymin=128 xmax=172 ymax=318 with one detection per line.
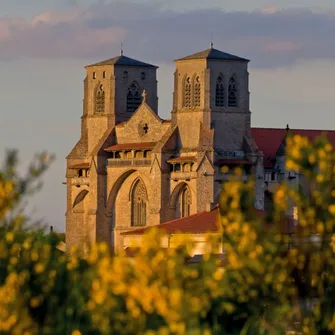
xmin=184 ymin=76 xmax=191 ymax=107
xmin=194 ymin=76 xmax=201 ymax=107
xmin=215 ymin=76 xmax=225 ymax=107
xmin=228 ymin=77 xmax=237 ymax=107
xmin=127 ymin=82 xmax=142 ymax=113
xmin=95 ymin=84 xmax=105 ymax=113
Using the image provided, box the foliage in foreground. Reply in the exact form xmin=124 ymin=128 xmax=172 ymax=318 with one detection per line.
xmin=0 ymin=136 xmax=334 ymax=335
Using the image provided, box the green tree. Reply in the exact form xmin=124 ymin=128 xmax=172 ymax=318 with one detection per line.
xmin=0 ymin=137 xmax=334 ymax=335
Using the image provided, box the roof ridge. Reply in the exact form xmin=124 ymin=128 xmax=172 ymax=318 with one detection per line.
xmin=123 ymin=210 xmax=209 ymax=235
xmin=252 ymin=127 xmax=335 ymax=132
xmin=175 ymin=47 xmax=249 ymax=62
xmin=86 ymin=55 xmax=157 ymax=68
xmin=152 ymin=210 xmax=208 ymax=227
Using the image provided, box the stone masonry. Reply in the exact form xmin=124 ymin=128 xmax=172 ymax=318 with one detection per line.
xmin=66 ymin=47 xmax=264 ymax=253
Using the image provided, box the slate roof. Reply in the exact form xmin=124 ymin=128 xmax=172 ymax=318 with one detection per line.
xmin=251 ymin=127 xmax=335 ymax=168
xmin=175 ymin=47 xmax=249 ymax=62
xmin=86 ymin=55 xmax=157 ymax=68
xmin=215 ymin=159 xmax=253 ymax=166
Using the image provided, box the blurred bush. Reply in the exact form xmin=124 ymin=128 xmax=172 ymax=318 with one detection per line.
xmin=0 ymin=136 xmax=334 ymax=335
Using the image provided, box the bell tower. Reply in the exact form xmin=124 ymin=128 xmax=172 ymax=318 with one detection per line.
xmin=82 ymin=54 xmax=158 ymax=153
xmin=172 ymin=46 xmax=250 ymax=152
xmin=66 ymin=53 xmax=158 ymax=252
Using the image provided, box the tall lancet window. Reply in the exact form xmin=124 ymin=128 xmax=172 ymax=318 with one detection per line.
xmin=127 ymin=82 xmax=142 ymax=113
xmin=215 ymin=76 xmax=225 ymax=107
xmin=131 ymin=179 xmax=147 ymax=226
xmin=228 ymin=77 xmax=238 ymax=107
xmin=184 ymin=76 xmax=191 ymax=108
xmin=180 ymin=186 xmax=191 ymax=218
xmin=193 ymin=76 xmax=201 ymax=107
xmin=95 ymin=84 xmax=105 ymax=113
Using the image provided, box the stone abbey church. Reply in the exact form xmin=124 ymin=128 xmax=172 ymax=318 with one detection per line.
xmin=66 ymin=46 xmax=332 ymax=253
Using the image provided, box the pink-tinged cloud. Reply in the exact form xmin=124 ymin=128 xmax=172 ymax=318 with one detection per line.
xmin=259 ymin=6 xmax=278 ymax=14
xmin=263 ymin=41 xmax=300 ymax=53
xmin=0 ymin=3 xmax=334 ymax=68
xmin=31 ymin=9 xmax=82 ymax=25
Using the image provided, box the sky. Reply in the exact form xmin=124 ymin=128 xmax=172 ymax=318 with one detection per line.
xmin=0 ymin=0 xmax=335 ymax=232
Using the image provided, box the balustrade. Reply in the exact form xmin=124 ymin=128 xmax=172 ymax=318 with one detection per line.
xmin=107 ymin=159 xmax=151 ymax=167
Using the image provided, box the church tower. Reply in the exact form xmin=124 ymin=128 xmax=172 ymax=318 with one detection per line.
xmin=171 ymin=46 xmax=260 ymax=209
xmin=172 ymin=45 xmax=250 ymax=151
xmin=65 ymin=46 xmax=263 ymax=254
xmin=66 ymin=53 xmax=158 ymax=252
xmin=82 ymin=54 xmax=158 ymax=153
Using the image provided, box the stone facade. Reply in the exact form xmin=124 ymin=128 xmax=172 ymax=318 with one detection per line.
xmin=66 ymin=48 xmax=264 ymax=253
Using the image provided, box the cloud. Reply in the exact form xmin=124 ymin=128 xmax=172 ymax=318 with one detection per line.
xmin=259 ymin=6 xmax=278 ymax=14
xmin=0 ymin=2 xmax=335 ymax=68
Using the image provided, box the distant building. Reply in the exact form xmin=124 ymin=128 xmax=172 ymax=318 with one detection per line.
xmin=65 ymin=46 xmax=335 ymax=253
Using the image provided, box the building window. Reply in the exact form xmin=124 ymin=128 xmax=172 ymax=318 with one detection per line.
xmin=131 ymin=179 xmax=147 ymax=226
xmin=228 ymin=77 xmax=237 ymax=107
xmin=95 ymin=84 xmax=105 ymax=113
xmin=127 ymin=82 xmax=142 ymax=113
xmin=265 ymin=172 xmax=277 ymax=182
xmin=123 ymin=71 xmax=128 ymax=79
xmin=184 ymin=76 xmax=191 ymax=108
xmin=193 ymin=76 xmax=201 ymax=107
xmin=215 ymin=76 xmax=225 ymax=107
xmin=180 ymin=186 xmax=191 ymax=218
xmin=103 ymin=71 xmax=106 ymax=79
xmin=141 ymin=72 xmax=146 ymax=80
xmin=93 ymin=72 xmax=96 ymax=79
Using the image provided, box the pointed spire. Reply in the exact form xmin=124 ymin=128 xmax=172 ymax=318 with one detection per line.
xmin=276 ymin=124 xmax=290 ymax=156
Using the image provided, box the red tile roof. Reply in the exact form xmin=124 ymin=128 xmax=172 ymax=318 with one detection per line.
xmin=121 ymin=208 xmax=220 ymax=236
xmin=251 ymin=127 xmax=335 ymax=168
xmin=167 ymin=156 xmax=197 ymax=163
xmin=121 ymin=206 xmax=296 ymax=236
xmin=68 ymin=162 xmax=90 ymax=169
xmin=104 ymin=142 xmax=156 ymax=151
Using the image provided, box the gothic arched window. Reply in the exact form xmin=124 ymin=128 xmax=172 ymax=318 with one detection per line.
xmin=131 ymin=179 xmax=147 ymax=226
xmin=127 ymin=82 xmax=142 ymax=113
xmin=193 ymin=76 xmax=201 ymax=107
xmin=215 ymin=76 xmax=225 ymax=107
xmin=95 ymin=84 xmax=105 ymax=113
xmin=184 ymin=76 xmax=191 ymax=108
xmin=228 ymin=77 xmax=237 ymax=107
xmin=180 ymin=186 xmax=191 ymax=218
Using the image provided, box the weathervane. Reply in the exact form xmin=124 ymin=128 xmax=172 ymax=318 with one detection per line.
xmin=210 ymin=33 xmax=213 ymax=48
xmin=120 ymin=42 xmax=124 ymax=56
